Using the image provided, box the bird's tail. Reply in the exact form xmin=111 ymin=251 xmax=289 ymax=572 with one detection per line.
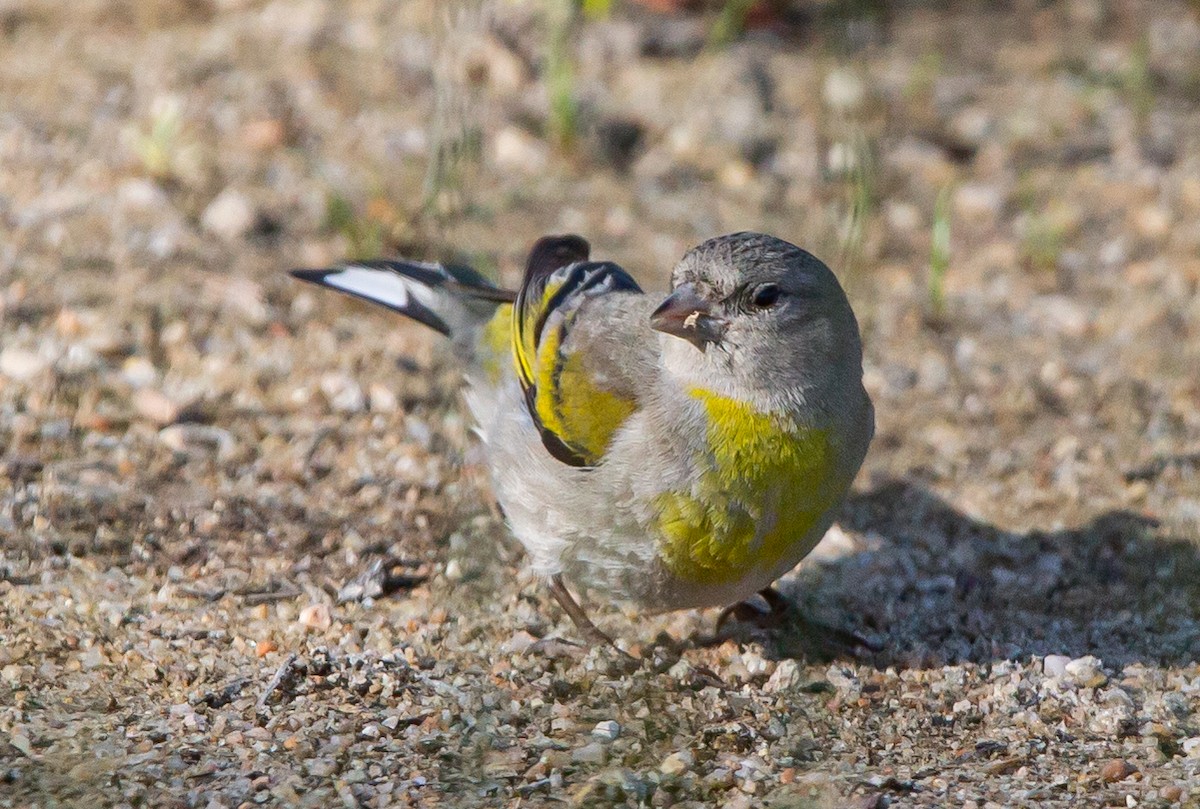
xmin=290 ymin=259 xmax=516 ymax=348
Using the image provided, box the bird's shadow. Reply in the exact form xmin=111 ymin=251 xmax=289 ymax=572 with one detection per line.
xmin=767 ymin=478 xmax=1200 ymax=669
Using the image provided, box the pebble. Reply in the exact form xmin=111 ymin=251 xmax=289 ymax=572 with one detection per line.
xmin=158 ymin=424 xmax=237 ymax=460
xmin=8 ymin=732 xmax=33 ymax=758
xmin=591 ymin=720 xmax=621 ymax=742
xmin=319 ymin=372 xmax=366 ymax=413
xmin=500 ymin=630 xmax=537 ymax=655
xmin=1099 ymin=759 xmax=1136 ymax=782
xmin=1159 ymin=785 xmax=1183 ymax=801
xmin=764 ymin=659 xmax=800 ymax=693
xmin=0 ymin=347 xmax=50 ymax=381
xmin=1043 ymin=655 xmax=1071 ymax=678
xmin=1132 ymin=205 xmax=1171 ymax=239
xmin=571 ymin=742 xmax=608 ymax=765
xmin=823 ymin=67 xmax=866 ymax=113
xmin=955 ymin=183 xmax=1003 ymax=222
xmin=368 ymin=382 xmax=398 ymax=413
xmin=201 ymin=188 xmax=256 ymax=241
xmin=241 ymin=119 xmax=286 ymax=150
xmin=491 ymin=127 xmax=548 ymax=173
xmin=1064 ymin=655 xmax=1108 ymax=688
xmin=121 ymin=356 xmax=160 ymax=388
xmin=660 ymin=750 xmax=694 ymax=775
xmin=117 ymin=178 xmax=169 ymax=211
xmin=298 ymin=603 xmax=332 ymax=631
xmin=133 ymin=389 xmax=180 ymax=425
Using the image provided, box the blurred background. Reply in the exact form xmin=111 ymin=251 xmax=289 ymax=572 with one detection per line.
xmin=3 ymin=1 xmax=1200 ymax=804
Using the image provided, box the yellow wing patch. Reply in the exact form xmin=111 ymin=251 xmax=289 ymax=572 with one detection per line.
xmin=511 ymin=257 xmax=642 ymax=467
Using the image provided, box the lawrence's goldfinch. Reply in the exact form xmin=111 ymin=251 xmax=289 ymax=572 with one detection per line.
xmin=292 ymin=232 xmax=873 ymax=645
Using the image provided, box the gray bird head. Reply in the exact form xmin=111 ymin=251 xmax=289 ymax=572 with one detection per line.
xmin=651 ymin=232 xmax=864 ymax=412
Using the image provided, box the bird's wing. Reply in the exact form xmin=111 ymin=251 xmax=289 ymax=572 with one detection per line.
xmin=512 ymin=235 xmax=656 ymax=467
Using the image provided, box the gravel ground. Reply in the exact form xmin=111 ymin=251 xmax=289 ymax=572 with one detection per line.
xmin=3 ymin=1 xmax=1200 ymax=806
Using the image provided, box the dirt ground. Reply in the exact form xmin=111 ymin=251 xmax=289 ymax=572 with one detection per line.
xmin=2 ymin=0 xmax=1200 ymax=806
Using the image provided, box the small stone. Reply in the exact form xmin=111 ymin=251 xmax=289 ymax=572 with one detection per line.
xmin=764 ymin=659 xmax=800 ymax=693
xmin=823 ymin=67 xmax=865 ymax=113
xmin=118 ymin=178 xmax=169 ymax=211
xmin=201 ymin=188 xmax=256 ymax=241
xmin=1132 ymin=205 xmax=1171 ymax=239
xmin=158 ymin=424 xmax=237 ymax=460
xmin=571 ymin=742 xmax=607 ymax=765
xmin=122 ymin=356 xmax=160 ymax=387
xmin=0 ymin=347 xmax=49 ymax=381
xmin=591 ymin=721 xmax=621 ymax=742
xmin=444 ymin=559 xmax=463 ymax=581
xmin=1181 ymin=737 xmax=1200 ymax=757
xmin=955 ymin=183 xmax=1003 ymax=222
xmin=242 ymin=119 xmax=286 ymax=150
xmin=368 ymin=382 xmax=398 ymax=413
xmin=298 ymin=603 xmax=332 ymax=631
xmin=133 ymin=389 xmax=179 ymax=425
xmin=1064 ymin=655 xmax=1107 ymax=687
xmin=660 ymin=750 xmax=693 ymax=776
xmin=8 ymin=733 xmax=33 ymax=758
xmin=501 ymin=630 xmax=537 ymax=655
xmin=1159 ymin=784 xmax=1183 ymax=802
xmin=718 ymin=160 xmax=754 ymax=191
xmin=319 ymin=373 xmax=365 ymax=413
xmin=1043 ymin=655 xmax=1071 ymax=678
xmin=492 ymin=127 xmax=548 ymax=173
xmin=1099 ymin=759 xmax=1135 ymax=782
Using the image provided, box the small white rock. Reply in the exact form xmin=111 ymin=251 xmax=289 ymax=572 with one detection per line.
xmin=122 ymin=356 xmax=160 ymax=388
xmin=201 ymin=188 xmax=256 ymax=241
xmin=492 ymin=126 xmax=548 ymax=173
xmin=823 ymin=67 xmax=866 ymax=113
xmin=319 ymin=372 xmax=365 ymax=413
xmin=1043 ymin=654 xmax=1071 ymax=678
xmin=1064 ymin=655 xmax=1107 ymax=687
xmin=764 ymin=659 xmax=800 ymax=693
xmin=133 ymin=389 xmax=180 ymax=426
xmin=368 ymin=382 xmax=398 ymax=413
xmin=591 ymin=720 xmax=621 ymax=742
xmin=298 ymin=603 xmax=332 ymax=631
xmin=660 ymin=750 xmax=694 ymax=775
xmin=118 ymin=178 xmax=169 ymax=211
xmin=0 ymin=347 xmax=50 ymax=381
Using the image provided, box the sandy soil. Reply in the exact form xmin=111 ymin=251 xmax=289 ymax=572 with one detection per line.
xmin=2 ymin=0 xmax=1200 ymax=806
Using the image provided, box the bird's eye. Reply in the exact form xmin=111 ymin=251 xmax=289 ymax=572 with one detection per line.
xmin=750 ymin=283 xmax=781 ymax=309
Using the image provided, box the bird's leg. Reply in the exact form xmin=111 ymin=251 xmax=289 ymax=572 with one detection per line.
xmin=548 ymin=574 xmax=618 ymax=648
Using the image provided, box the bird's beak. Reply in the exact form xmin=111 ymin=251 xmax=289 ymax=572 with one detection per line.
xmin=650 ymin=283 xmax=727 ymax=351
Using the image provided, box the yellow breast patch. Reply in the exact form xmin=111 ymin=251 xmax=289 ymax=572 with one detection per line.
xmin=654 ymin=387 xmax=834 ymax=585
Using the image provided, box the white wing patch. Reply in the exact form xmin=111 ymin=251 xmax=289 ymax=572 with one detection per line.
xmin=323 ymin=265 xmax=445 ymax=313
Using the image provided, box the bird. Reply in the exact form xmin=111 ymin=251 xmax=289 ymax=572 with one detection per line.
xmin=291 ymin=232 xmax=874 ymax=648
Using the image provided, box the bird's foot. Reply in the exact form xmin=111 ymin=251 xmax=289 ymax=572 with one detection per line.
xmin=716 ymin=587 xmax=880 ymax=661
